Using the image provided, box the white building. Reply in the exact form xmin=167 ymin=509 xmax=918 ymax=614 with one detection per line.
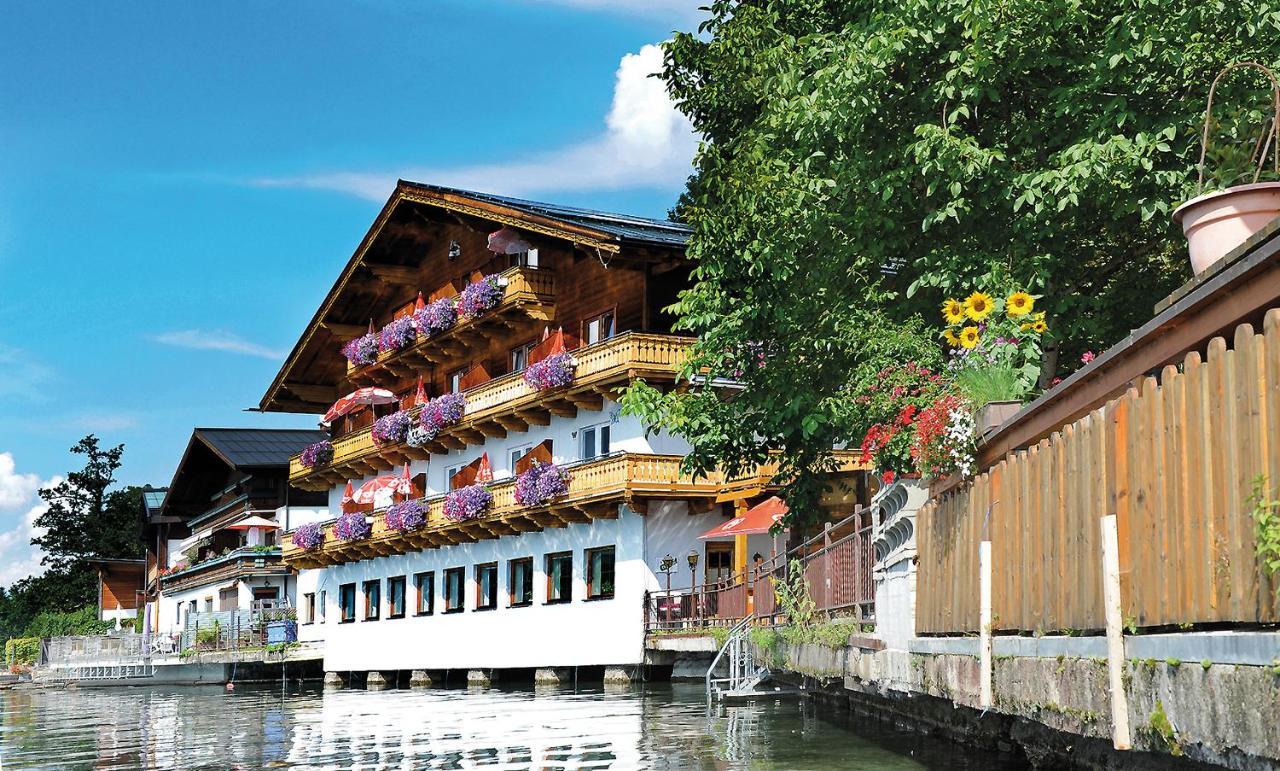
xmin=140 ymin=428 xmax=329 ymax=640
xmin=259 ymin=183 xmax=839 ymax=678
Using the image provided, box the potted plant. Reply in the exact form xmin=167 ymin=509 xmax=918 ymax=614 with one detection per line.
xmin=1173 ymin=62 xmax=1280 ymax=275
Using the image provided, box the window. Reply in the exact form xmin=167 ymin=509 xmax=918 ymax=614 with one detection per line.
xmin=445 ymin=463 xmax=465 ymax=489
xmin=444 ymin=567 xmax=465 ymax=613
xmin=586 ymin=546 xmax=616 ymax=600
xmin=388 ymin=576 xmax=407 ymax=619
xmin=706 ymin=542 xmax=734 ymax=583
xmin=580 ymin=424 xmax=610 ymax=460
xmin=319 ymin=590 xmax=327 ymax=623
xmin=584 ymin=309 xmax=615 ymax=345
xmin=510 ymin=341 xmax=537 ymax=374
xmin=510 ymin=248 xmax=539 ymax=269
xmin=509 ymin=557 xmax=534 ymax=607
xmin=546 ymin=552 xmax=573 ymax=604
xmin=508 ymin=444 xmax=532 ymax=476
xmin=302 ymin=592 xmax=316 ymax=624
xmin=363 ymin=580 xmax=381 ymax=621
xmin=339 ymin=583 xmax=356 ymax=623
xmin=204 ymin=597 xmax=214 ymax=613
xmin=414 ymin=571 xmax=435 ymax=616
xmin=475 ymin=563 xmax=498 ymax=611
xmin=448 ymin=367 xmax=467 ymax=394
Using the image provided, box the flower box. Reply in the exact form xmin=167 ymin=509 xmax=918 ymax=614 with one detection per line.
xmin=419 ymin=392 xmax=466 ymax=438
xmin=341 ymin=333 xmax=379 ymax=367
xmin=524 ymin=352 xmax=576 ymax=390
xmin=456 ymin=275 xmax=503 ymax=318
xmin=372 ymin=410 xmax=413 ymax=446
xmin=300 ymin=440 xmax=334 ymax=468
xmin=291 ymin=523 xmax=325 ymax=551
xmin=976 ymin=400 xmax=1022 ymax=439
xmin=514 ymin=462 xmax=570 ymax=507
xmin=385 ymin=499 xmax=427 ymax=532
xmin=334 ymin=512 xmax=372 ymax=542
xmin=443 ymin=484 xmax=493 ymax=522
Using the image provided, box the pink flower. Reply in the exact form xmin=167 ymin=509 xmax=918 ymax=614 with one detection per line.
xmin=1081 ymin=351 xmax=1096 ymax=364
xmin=1051 ymin=377 xmax=1063 ymax=387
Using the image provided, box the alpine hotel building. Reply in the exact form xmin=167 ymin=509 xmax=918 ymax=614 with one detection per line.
xmin=263 ymin=182 xmax=861 ymax=680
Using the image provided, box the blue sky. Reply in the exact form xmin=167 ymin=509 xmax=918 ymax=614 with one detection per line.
xmin=0 ymin=0 xmax=701 ymax=584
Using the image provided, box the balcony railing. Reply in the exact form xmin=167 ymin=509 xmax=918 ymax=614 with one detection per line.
xmin=346 ymin=265 xmax=555 ymax=385
xmin=159 ymin=547 xmax=286 ymax=592
xmin=284 ymin=450 xmax=866 ymax=569
xmin=290 ymin=332 xmax=695 ymax=489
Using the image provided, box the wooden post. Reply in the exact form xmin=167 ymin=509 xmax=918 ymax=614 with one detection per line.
xmin=1101 ymin=514 xmax=1132 ymax=750
xmin=979 ymin=540 xmax=993 ymax=708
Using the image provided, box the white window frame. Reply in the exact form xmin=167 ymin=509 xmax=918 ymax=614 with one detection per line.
xmin=580 ymin=423 xmax=611 ymax=461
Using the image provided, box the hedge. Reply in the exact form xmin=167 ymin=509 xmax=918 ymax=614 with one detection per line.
xmin=5 ymin=637 xmax=40 ymax=666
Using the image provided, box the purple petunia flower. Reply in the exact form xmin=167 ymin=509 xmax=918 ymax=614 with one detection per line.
xmin=291 ymin=522 xmax=325 ymax=551
xmin=413 ymin=297 xmax=458 ymax=336
xmin=334 ymin=512 xmax=371 ymax=542
xmin=523 ymin=352 xmax=575 ymax=390
xmin=443 ymin=484 xmax=493 ymax=522
xmin=372 ymin=410 xmax=413 ymax=446
xmin=378 ymin=316 xmax=417 ymax=353
xmin=419 ymin=392 xmax=466 ymax=437
xmin=342 ymin=333 xmax=379 ymax=367
xmin=300 ymin=441 xmax=333 ymax=468
xmin=513 ymin=461 xmax=570 ymax=507
xmin=385 ymin=499 xmax=427 ymax=532
xmin=456 ymin=276 xmax=503 ymax=318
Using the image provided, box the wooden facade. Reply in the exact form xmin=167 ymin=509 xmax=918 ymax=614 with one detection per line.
xmin=91 ymin=559 xmax=145 ymax=618
xmin=917 ymin=310 xmax=1280 ymax=635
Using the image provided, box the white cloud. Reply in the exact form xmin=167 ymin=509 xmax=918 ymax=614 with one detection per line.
xmin=0 ymin=453 xmax=54 ymax=587
xmin=251 ymin=43 xmax=697 ymax=201
xmin=0 ymin=453 xmax=40 ymax=511
xmin=153 ymin=329 xmax=283 ymax=360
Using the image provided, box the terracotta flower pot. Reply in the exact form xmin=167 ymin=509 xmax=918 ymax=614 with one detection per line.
xmin=976 ymin=400 xmax=1022 ymax=438
xmin=1173 ymin=182 xmax=1280 ymax=275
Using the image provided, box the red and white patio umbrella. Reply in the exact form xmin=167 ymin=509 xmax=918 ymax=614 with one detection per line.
xmin=351 ymin=465 xmax=416 ymax=505
xmin=340 ymin=481 xmax=356 ymax=513
xmin=487 ymin=227 xmax=531 ymax=255
xmin=322 ymin=387 xmax=397 ymax=424
xmin=412 ymin=376 xmax=428 ymax=407
xmin=225 ymin=515 xmax=281 ymax=530
xmin=414 ymin=291 xmax=426 ymax=314
xmin=476 ymin=453 xmax=493 ymax=484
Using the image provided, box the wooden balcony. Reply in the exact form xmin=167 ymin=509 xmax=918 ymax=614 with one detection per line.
xmin=158 ymin=548 xmax=288 ymax=593
xmin=284 ymin=450 xmax=867 ymax=569
xmin=346 ymin=265 xmax=555 ymax=386
xmin=290 ymin=332 xmax=695 ymax=490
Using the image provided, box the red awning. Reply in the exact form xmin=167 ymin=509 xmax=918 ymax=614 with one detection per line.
xmin=698 ymin=496 xmax=788 ymax=539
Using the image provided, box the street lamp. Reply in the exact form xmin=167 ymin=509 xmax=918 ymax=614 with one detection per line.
xmin=687 ymin=549 xmax=701 ymax=621
xmin=659 ymin=555 xmax=677 ymax=627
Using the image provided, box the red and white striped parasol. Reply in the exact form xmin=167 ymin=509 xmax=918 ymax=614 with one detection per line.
xmin=351 ymin=465 xmax=416 ymax=505
xmin=412 ymin=376 xmax=427 ymax=407
xmin=323 ymin=387 xmax=397 ymax=424
xmin=340 ymin=481 xmax=356 ymax=513
xmin=414 ymin=291 xmax=426 ymax=313
xmin=476 ymin=452 xmax=493 ymax=484
xmin=486 ymin=227 xmax=531 ymax=255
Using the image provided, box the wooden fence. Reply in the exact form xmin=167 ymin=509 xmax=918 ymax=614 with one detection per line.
xmin=918 ymin=311 xmax=1280 ymax=635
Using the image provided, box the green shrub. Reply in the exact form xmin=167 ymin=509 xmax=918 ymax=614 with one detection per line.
xmin=5 ymin=637 xmax=40 ymax=665
xmin=22 ymin=607 xmax=113 ymax=638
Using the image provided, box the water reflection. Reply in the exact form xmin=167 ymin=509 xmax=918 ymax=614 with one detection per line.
xmin=0 ymin=682 xmax=1018 ymax=769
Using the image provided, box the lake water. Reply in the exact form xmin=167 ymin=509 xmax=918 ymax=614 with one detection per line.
xmin=0 ymin=682 xmax=1021 ymax=769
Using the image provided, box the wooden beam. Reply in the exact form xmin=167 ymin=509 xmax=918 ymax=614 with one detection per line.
xmin=365 ymin=263 xmax=420 ymax=286
xmin=283 ymin=382 xmax=339 ymax=403
xmin=319 ymin=321 xmax=370 ymax=341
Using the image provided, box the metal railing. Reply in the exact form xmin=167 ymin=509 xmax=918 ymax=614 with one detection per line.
xmin=645 ymin=506 xmax=876 ymax=633
xmin=173 ymin=605 xmax=296 ymax=654
xmin=41 ymin=634 xmax=153 ymax=681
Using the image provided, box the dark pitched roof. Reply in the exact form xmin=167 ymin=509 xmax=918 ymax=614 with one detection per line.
xmin=400 ymin=181 xmax=690 ymax=248
xmin=193 ymin=428 xmax=328 ymax=469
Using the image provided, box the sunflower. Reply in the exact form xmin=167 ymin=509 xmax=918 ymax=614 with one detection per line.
xmin=959 ymin=326 xmax=980 ymax=349
xmin=941 ymin=298 xmax=965 ymax=325
xmin=1005 ymin=291 xmax=1034 ymax=317
xmin=1031 ymin=319 xmax=1048 ymax=333
xmin=963 ymin=291 xmax=994 ymax=322
xmin=943 ymin=329 xmax=960 ymax=348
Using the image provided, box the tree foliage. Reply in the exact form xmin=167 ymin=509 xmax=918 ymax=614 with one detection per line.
xmin=0 ymin=436 xmax=143 ymax=640
xmin=628 ymin=0 xmax=1280 ymax=526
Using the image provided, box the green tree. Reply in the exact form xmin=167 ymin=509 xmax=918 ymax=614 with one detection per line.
xmin=0 ymin=436 xmax=143 ymax=639
xmin=629 ymin=1 xmax=1280 ymax=527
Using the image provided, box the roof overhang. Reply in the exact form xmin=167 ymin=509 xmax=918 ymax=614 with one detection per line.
xmin=258 ymin=181 xmax=688 ymax=416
